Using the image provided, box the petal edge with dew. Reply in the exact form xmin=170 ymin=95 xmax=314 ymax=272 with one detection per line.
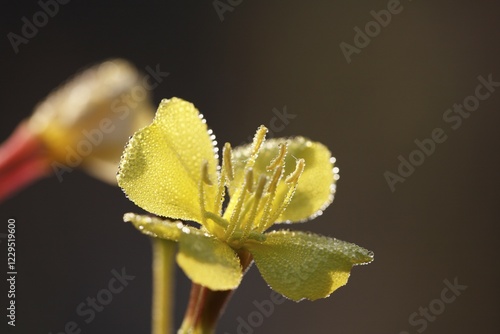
xmin=117 ymin=98 xmax=218 ymax=223
xmin=245 ymin=230 xmax=373 ymax=301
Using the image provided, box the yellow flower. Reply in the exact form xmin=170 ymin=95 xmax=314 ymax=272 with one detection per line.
xmin=0 ymin=59 xmax=154 ymax=201
xmin=29 ymin=59 xmax=154 ymax=183
xmin=118 ymin=97 xmax=373 ymax=301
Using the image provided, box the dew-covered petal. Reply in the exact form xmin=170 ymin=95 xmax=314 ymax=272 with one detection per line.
xmin=177 ymin=232 xmax=242 ymax=291
xmin=123 ymin=212 xmax=199 ymax=241
xmin=231 ymin=137 xmax=336 ymax=223
xmin=245 ymin=230 xmax=373 ymax=301
xmin=117 ymin=98 xmax=218 ymax=223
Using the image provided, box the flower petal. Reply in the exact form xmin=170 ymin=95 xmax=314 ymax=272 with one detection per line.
xmin=231 ymin=137 xmax=336 ymax=223
xmin=245 ymin=230 xmax=373 ymax=301
xmin=177 ymin=232 xmax=242 ymax=290
xmin=123 ymin=212 xmax=199 ymax=242
xmin=117 ymin=98 xmax=218 ymax=223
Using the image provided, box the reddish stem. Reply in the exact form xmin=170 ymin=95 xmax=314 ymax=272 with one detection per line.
xmin=0 ymin=122 xmax=51 ymax=202
xmin=180 ymin=250 xmax=254 ymax=333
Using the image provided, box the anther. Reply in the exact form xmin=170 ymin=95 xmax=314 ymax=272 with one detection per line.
xmin=254 ymin=174 xmax=267 ymax=199
xmin=223 ymin=142 xmax=234 ymax=181
xmin=268 ymin=165 xmax=283 ymax=193
xmin=286 ymin=159 xmax=305 ymax=184
xmin=264 ymin=159 xmax=306 ymax=229
xmin=201 ymin=160 xmax=213 ymax=185
xmin=251 ymin=126 xmax=268 ymax=156
xmin=267 ymin=143 xmax=287 ymax=171
xmin=245 ymin=168 xmax=254 ymax=193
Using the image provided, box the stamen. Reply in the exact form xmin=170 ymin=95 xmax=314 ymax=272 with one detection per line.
xmin=268 ymin=165 xmax=283 ymax=193
xmin=237 ymin=193 xmax=257 ymax=222
xmin=224 ymin=125 xmax=267 ymax=237
xmin=286 ymin=158 xmax=305 ymax=184
xmin=240 ymin=174 xmax=267 ymax=243
xmin=245 ymin=168 xmax=254 ymax=193
xmin=266 ymin=143 xmax=287 ymax=171
xmin=200 ymin=160 xmax=223 ymax=234
xmin=214 ymin=143 xmax=233 ymax=215
xmin=223 ymin=142 xmax=234 ymax=181
xmin=214 ymin=169 xmax=226 ymax=216
xmin=199 ymin=162 xmax=209 ymax=227
xmin=246 ymin=126 xmax=268 ymax=169
xmin=201 ymin=160 xmax=213 ymax=185
xmin=258 ymin=165 xmax=283 ymax=232
xmin=254 ymin=174 xmax=268 ymax=200
xmin=223 ymin=168 xmax=252 ymax=240
xmin=204 ymin=212 xmax=230 ymax=229
xmin=252 ymin=126 xmax=268 ymax=155
xmin=254 ymin=144 xmax=288 ymax=232
xmin=266 ymin=159 xmax=306 ymax=228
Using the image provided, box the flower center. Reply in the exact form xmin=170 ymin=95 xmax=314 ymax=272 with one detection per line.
xmin=199 ymin=126 xmax=305 ymax=247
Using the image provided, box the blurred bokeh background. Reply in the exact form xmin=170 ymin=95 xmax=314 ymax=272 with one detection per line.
xmin=1 ymin=1 xmax=500 ymax=333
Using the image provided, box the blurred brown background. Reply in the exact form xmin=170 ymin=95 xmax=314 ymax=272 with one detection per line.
xmin=1 ymin=1 xmax=499 ymax=333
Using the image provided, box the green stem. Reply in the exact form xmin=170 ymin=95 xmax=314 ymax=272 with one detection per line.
xmin=152 ymin=238 xmax=176 ymax=334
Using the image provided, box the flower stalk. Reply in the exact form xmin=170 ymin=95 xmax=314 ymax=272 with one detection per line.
xmin=152 ymin=238 xmax=177 ymax=334
xmin=0 ymin=122 xmax=51 ymax=202
xmin=179 ymin=250 xmax=254 ymax=334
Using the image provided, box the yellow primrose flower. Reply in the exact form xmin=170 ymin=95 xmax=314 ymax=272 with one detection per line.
xmin=118 ymin=97 xmax=373 ymax=302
